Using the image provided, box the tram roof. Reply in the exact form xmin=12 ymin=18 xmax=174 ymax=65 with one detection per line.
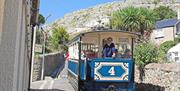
xmin=68 ymin=30 xmax=140 ymax=44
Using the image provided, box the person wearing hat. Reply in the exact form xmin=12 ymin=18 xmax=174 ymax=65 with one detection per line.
xmin=102 ymin=37 xmax=116 ymax=58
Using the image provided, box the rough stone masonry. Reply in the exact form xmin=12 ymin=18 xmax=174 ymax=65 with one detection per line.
xmin=135 ymin=63 xmax=180 ymax=91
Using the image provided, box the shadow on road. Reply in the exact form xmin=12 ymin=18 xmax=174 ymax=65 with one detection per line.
xmin=51 ymin=63 xmax=65 ymax=78
xmin=30 ymin=89 xmax=65 ymax=91
xmin=136 ymin=83 xmax=165 ymax=91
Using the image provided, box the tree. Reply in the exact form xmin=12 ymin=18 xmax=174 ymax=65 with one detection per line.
xmin=35 ymin=14 xmax=45 ymax=44
xmin=49 ymin=27 xmax=69 ymax=51
xmin=153 ymin=0 xmax=160 ymax=5
xmin=134 ymin=42 xmax=159 ymax=82
xmin=138 ymin=7 xmax=156 ymax=35
xmin=110 ymin=7 xmax=156 ymax=35
xmin=35 ymin=30 xmax=42 ymax=44
xmin=153 ymin=6 xmax=177 ymax=21
xmin=38 ymin=14 xmax=45 ymax=26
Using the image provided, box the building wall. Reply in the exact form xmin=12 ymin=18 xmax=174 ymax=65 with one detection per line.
xmin=150 ymin=27 xmax=175 ymax=45
xmin=0 ymin=0 xmax=5 ymax=44
xmin=176 ymin=21 xmax=180 ymax=35
xmin=0 ymin=0 xmax=34 ymax=91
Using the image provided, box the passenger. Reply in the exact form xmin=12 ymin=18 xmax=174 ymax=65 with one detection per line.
xmin=102 ymin=37 xmax=116 ymax=58
xmin=115 ymin=49 xmax=121 ymax=58
xmin=123 ymin=49 xmax=132 ymax=58
xmin=65 ymin=51 xmax=69 ymax=61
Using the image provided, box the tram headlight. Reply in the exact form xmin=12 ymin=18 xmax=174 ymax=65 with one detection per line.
xmin=107 ymin=85 xmax=119 ymax=91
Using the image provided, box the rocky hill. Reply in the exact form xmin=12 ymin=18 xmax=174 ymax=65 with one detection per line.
xmin=47 ymin=0 xmax=180 ymax=35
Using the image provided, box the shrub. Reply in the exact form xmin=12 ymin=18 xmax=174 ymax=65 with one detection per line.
xmin=159 ymin=39 xmax=180 ymax=62
xmin=134 ymin=42 xmax=159 ymax=82
xmin=159 ymin=41 xmax=176 ymax=53
xmin=134 ymin=42 xmax=159 ymax=68
xmin=175 ymin=37 xmax=180 ymax=44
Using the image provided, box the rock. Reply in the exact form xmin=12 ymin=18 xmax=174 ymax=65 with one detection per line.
xmin=46 ymin=0 xmax=180 ymax=36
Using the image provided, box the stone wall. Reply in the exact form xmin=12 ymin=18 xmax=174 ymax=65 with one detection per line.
xmin=135 ymin=63 xmax=180 ymax=91
xmin=43 ymin=52 xmax=65 ymax=76
xmin=32 ymin=57 xmax=42 ymax=81
xmin=32 ymin=52 xmax=65 ymax=81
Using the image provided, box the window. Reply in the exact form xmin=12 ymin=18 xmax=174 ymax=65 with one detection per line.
xmin=176 ymin=23 xmax=180 ymax=35
xmin=81 ymin=43 xmax=99 ymax=59
xmin=175 ymin=57 xmax=179 ymax=62
xmin=154 ymin=29 xmax=165 ymax=39
xmin=68 ymin=43 xmax=79 ymax=59
xmin=174 ymin=52 xmax=178 ymax=56
xmin=117 ymin=38 xmax=132 ymax=58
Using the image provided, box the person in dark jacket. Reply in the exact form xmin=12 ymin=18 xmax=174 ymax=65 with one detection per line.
xmin=102 ymin=37 xmax=116 ymax=58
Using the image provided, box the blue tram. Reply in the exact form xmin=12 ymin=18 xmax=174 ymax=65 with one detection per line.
xmin=67 ymin=30 xmax=139 ymax=91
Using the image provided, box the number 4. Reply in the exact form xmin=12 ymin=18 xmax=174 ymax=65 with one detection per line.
xmin=108 ymin=67 xmax=115 ymax=75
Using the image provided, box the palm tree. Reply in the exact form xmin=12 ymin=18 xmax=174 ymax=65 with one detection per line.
xmin=138 ymin=7 xmax=156 ymax=35
xmin=49 ymin=27 xmax=69 ymax=51
xmin=110 ymin=7 xmax=156 ymax=36
xmin=110 ymin=7 xmax=140 ymax=32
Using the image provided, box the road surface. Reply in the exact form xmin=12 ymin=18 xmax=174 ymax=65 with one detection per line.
xmin=30 ymin=62 xmax=74 ymax=91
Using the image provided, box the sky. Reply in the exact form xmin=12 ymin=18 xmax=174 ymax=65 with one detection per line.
xmin=40 ymin=0 xmax=122 ymax=24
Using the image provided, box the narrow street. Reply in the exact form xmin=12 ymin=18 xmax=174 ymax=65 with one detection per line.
xmin=30 ymin=62 xmax=74 ymax=91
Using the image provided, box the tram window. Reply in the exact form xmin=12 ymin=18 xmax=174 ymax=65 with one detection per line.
xmin=115 ymin=38 xmax=132 ymax=58
xmin=81 ymin=43 xmax=98 ymax=59
xmin=68 ymin=43 xmax=79 ymax=59
xmin=115 ymin=44 xmax=132 ymax=58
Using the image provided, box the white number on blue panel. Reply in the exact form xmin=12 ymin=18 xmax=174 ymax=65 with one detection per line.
xmin=108 ymin=67 xmax=115 ymax=75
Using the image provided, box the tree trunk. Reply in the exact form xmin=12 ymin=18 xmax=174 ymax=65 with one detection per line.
xmin=138 ymin=66 xmax=145 ymax=83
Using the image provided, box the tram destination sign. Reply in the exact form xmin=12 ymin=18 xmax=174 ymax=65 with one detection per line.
xmin=94 ymin=62 xmax=129 ymax=81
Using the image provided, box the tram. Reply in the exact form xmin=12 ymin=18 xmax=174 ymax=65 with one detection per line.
xmin=67 ymin=30 xmax=139 ymax=91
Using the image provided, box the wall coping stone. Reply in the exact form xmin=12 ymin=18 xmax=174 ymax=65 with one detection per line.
xmin=145 ymin=63 xmax=180 ymax=72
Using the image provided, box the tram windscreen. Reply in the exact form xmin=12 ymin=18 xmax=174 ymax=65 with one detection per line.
xmin=81 ymin=42 xmax=132 ymax=59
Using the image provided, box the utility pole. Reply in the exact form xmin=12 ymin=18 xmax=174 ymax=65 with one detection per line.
xmin=41 ymin=27 xmax=46 ymax=80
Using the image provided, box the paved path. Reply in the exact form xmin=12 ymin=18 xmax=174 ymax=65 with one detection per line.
xmin=30 ymin=62 xmax=74 ymax=91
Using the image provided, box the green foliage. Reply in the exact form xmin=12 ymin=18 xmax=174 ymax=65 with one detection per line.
xmin=49 ymin=27 xmax=69 ymax=51
xmin=159 ymin=40 xmax=179 ymax=62
xmin=153 ymin=6 xmax=177 ymax=21
xmin=110 ymin=7 xmax=156 ymax=35
xmin=159 ymin=41 xmax=176 ymax=54
xmin=153 ymin=0 xmax=160 ymax=5
xmin=35 ymin=30 xmax=42 ymax=44
xmin=38 ymin=14 xmax=45 ymax=26
xmin=174 ymin=37 xmax=180 ymax=44
xmin=34 ymin=52 xmax=42 ymax=57
xmin=134 ymin=42 xmax=159 ymax=68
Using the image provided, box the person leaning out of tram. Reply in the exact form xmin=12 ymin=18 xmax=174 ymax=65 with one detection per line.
xmin=102 ymin=37 xmax=116 ymax=58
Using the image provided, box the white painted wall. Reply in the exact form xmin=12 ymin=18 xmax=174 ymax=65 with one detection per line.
xmin=0 ymin=0 xmax=36 ymax=91
xmin=167 ymin=43 xmax=180 ymax=62
xmin=150 ymin=27 xmax=175 ymax=45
